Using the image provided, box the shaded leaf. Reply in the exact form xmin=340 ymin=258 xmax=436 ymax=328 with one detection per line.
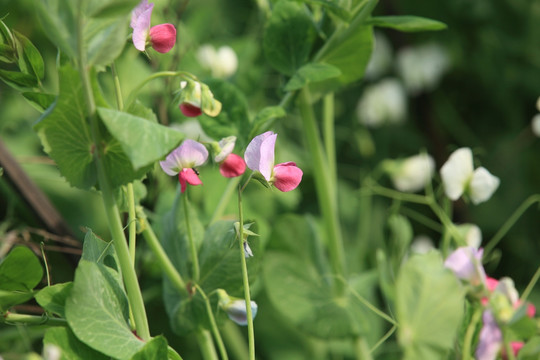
xmin=13 ymin=30 xmax=44 ymax=80
xmin=22 ymin=92 xmax=56 ymax=113
xmin=0 ymin=69 xmax=38 ymax=90
xmin=43 ymin=327 xmax=110 ymax=360
xmin=0 ymin=247 xmax=43 ymax=291
xmin=368 ymin=16 xmax=447 ymax=32
xmin=35 ymin=282 xmax=73 ymax=318
xmin=249 ymin=106 xmax=286 ymax=138
xmin=284 ymin=63 xmax=341 ymax=91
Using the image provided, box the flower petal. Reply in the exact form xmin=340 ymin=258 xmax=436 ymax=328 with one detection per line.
xmin=131 ymin=1 xmax=153 ymax=51
xmin=444 ymin=246 xmax=486 ymax=286
xmin=219 ymin=153 xmax=246 ymax=178
xmin=160 ymin=146 xmax=184 ymax=175
xmin=180 ymin=103 xmax=202 ymax=117
xmin=178 ymin=168 xmax=202 ymax=193
xmin=214 ymin=136 xmax=236 ymax=163
xmin=273 ymin=162 xmax=303 ymax=192
xmin=476 ymin=311 xmax=502 ymax=360
xmin=177 ymin=139 xmax=208 ymax=168
xmin=244 ymin=131 xmax=276 ymax=181
xmin=469 ymin=167 xmax=500 ymax=205
xmin=440 ymin=147 xmax=474 ymax=201
xmin=130 ymin=0 xmax=153 ymax=29
xmin=149 ymin=23 xmax=176 ymax=53
xmin=225 ymin=300 xmax=258 ymax=326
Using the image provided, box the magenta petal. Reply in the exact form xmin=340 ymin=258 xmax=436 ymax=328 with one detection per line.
xmin=178 ymin=168 xmax=202 ymax=193
xmin=180 ymin=103 xmax=202 ymax=117
xmin=244 ymin=131 xmax=276 ymax=180
xmin=273 ymin=162 xmax=303 ymax=192
xmin=149 ymin=23 xmax=176 ymax=53
xmin=219 ymin=154 xmax=246 ymax=178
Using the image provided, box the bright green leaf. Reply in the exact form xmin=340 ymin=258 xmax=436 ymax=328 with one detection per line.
xmin=86 ymin=16 xmax=130 ymax=67
xmin=368 ymin=15 xmax=447 ymax=32
xmin=22 ymin=92 xmax=56 ymax=113
xmin=303 ymin=0 xmax=351 ymax=21
xmin=0 ymin=247 xmax=43 ymax=292
xmin=0 ymin=290 xmax=35 ymax=313
xmin=284 ymin=63 xmax=342 ymax=91
xmin=35 ymin=283 xmax=73 ymax=318
xmin=131 ymin=335 xmax=169 ymax=360
xmin=263 ymin=0 xmax=316 ymax=76
xmin=43 ymin=327 xmax=110 ymax=360
xmin=0 ymin=69 xmax=38 ymax=90
xmin=13 ymin=31 xmax=45 ymax=80
xmin=396 ymin=252 xmax=465 ymax=360
xmin=98 ymin=107 xmax=184 ymax=170
xmin=66 ymin=260 xmax=144 ymax=359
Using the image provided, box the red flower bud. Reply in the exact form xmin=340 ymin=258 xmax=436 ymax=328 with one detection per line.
xmin=219 ymin=154 xmax=246 ymax=178
xmin=179 ymin=103 xmax=202 ymax=117
xmin=149 ymin=23 xmax=176 ymax=53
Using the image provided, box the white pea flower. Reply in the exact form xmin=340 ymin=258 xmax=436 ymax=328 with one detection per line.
xmin=410 ymin=235 xmax=434 ymax=255
xmin=531 ymin=113 xmax=540 ymax=137
xmin=365 ymin=32 xmax=392 ymax=79
xmin=43 ymin=344 xmax=61 ymax=360
xmin=440 ymin=148 xmax=500 ymax=205
xmin=456 ymin=223 xmax=482 ymax=249
xmin=357 ymin=78 xmax=407 ymax=127
xmin=396 ymin=43 xmax=450 ymax=95
xmin=197 ymin=44 xmax=238 ymax=78
xmin=386 ymin=153 xmax=435 ymax=192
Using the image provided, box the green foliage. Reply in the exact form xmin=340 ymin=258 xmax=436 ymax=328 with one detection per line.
xmin=35 ymin=282 xmax=73 ymax=318
xmin=249 ymin=106 xmax=286 ymax=139
xmin=284 ymin=63 xmax=342 ymax=91
xmin=43 ymin=327 xmax=110 ymax=360
xmin=131 ymin=335 xmax=170 ymax=360
xmin=396 ymin=252 xmax=465 ymax=359
xmin=263 ymin=0 xmax=316 ymax=76
xmin=368 ymin=15 xmax=447 ymax=32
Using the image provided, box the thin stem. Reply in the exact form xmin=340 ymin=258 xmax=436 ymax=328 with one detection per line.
xmin=462 ymin=306 xmax=482 ymax=360
xmin=520 ymin=265 xmax=540 ymax=302
xmin=111 ymin=62 xmax=124 ymax=110
xmin=138 ymin=208 xmax=188 ymax=296
xmin=323 ymin=93 xmax=336 ymax=180
xmin=484 ymin=195 xmax=540 ymax=256
xmin=196 ymin=330 xmax=219 ymax=360
xmin=77 ymin=5 xmax=150 ymax=341
xmin=238 ymin=189 xmax=255 ymax=360
xmin=370 ymin=325 xmax=397 ymax=353
xmin=298 ymin=88 xmax=346 ymax=295
xmin=195 ymin=285 xmax=229 ymax=360
xmin=183 ymin=191 xmax=200 ymax=282
xmin=40 ymin=242 xmax=51 ymax=287
xmin=209 ymin=177 xmax=241 ymax=225
xmin=2 ymin=313 xmax=67 ymax=327
xmin=353 ymin=337 xmax=373 ymax=360
xmin=127 ymin=183 xmax=137 ymax=266
xmin=345 ymin=281 xmax=397 ymax=325
xmin=222 ymin=321 xmax=249 ymax=360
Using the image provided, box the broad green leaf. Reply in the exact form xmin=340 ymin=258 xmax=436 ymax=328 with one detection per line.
xmin=35 ymin=0 xmax=77 ymax=59
xmin=98 ymin=107 xmax=184 ymax=170
xmin=249 ymin=106 xmax=286 ymax=138
xmin=131 ymin=335 xmax=169 ymax=360
xmin=263 ymin=252 xmax=373 ymax=338
xmin=263 ymin=0 xmax=316 ymax=76
xmin=22 ymin=92 xmax=56 ymax=113
xmin=43 ymin=327 xmax=110 ymax=360
xmin=66 ymin=260 xmax=144 ymax=359
xmin=396 ymin=252 xmax=465 ymax=360
xmin=311 ymin=0 xmax=376 ymax=93
xmin=0 ymin=247 xmax=43 ymax=291
xmin=85 ymin=16 xmax=130 ymax=67
xmin=368 ymin=16 xmax=447 ymax=32
xmin=198 ymin=79 xmax=251 ymax=147
xmin=0 ymin=290 xmax=35 ymax=313
xmin=84 ymin=0 xmax=138 ymax=18
xmin=13 ymin=31 xmax=45 ymax=80
xmin=0 ymin=69 xmax=38 ymax=90
xmin=35 ymin=283 xmax=73 ymax=318
xmin=284 ymin=63 xmax=342 ymax=91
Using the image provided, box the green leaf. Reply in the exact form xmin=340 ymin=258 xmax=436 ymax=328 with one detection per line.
xmin=519 ymin=337 xmax=540 ymax=360
xmin=84 ymin=0 xmax=138 ymax=18
xmin=249 ymin=106 xmax=286 ymax=138
xmin=284 ymin=63 xmax=342 ymax=91
xmin=0 ymin=290 xmax=35 ymax=313
xmin=388 ymin=214 xmax=413 ymax=269
xmin=98 ymin=107 xmax=184 ymax=170
xmin=22 ymin=92 xmax=57 ymax=113
xmin=0 ymin=247 xmax=43 ymax=291
xmin=303 ymin=0 xmax=351 ymax=21
xmin=263 ymin=0 xmax=316 ymax=76
xmin=0 ymin=69 xmax=38 ymax=90
xmin=35 ymin=0 xmax=77 ymax=59
xmin=81 ymin=229 xmax=119 ymax=271
xmin=35 ymin=283 xmax=73 ymax=318
xmin=198 ymin=79 xmax=251 ymax=147
xmin=66 ymin=260 xmax=144 ymax=359
xmin=13 ymin=31 xmax=45 ymax=80
xmin=396 ymin=252 xmax=465 ymax=360
xmin=86 ymin=16 xmax=130 ymax=67
xmin=131 ymin=335 xmax=169 ymax=360
xmin=43 ymin=327 xmax=110 ymax=360
xmin=368 ymin=16 xmax=447 ymax=32
xmin=263 ymin=252 xmax=373 ymax=338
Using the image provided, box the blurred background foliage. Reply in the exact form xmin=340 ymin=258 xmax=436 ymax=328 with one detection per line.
xmin=0 ymin=0 xmax=539 ymax=358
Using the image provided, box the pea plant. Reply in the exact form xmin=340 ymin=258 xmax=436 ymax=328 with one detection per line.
xmin=0 ymin=0 xmax=538 ymax=359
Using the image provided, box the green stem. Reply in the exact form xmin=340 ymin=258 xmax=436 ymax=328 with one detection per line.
xmin=222 ymin=321 xmax=249 ymax=360
xmin=462 ymin=306 xmax=482 ymax=360
xmin=209 ymin=177 xmax=241 ymax=225
xmin=138 ymin=209 xmax=188 ymax=296
xmin=183 ymin=191 xmax=200 ymax=282
xmin=484 ymin=195 xmax=540 ymax=256
xmin=238 ymin=189 xmax=255 ymax=360
xmin=520 ymin=265 xmax=540 ymax=302
xmin=298 ymin=88 xmax=346 ymax=295
xmin=195 ymin=285 xmax=229 ymax=360
xmin=2 ymin=313 xmax=67 ymax=327
xmin=196 ymin=330 xmax=219 ymax=360
xmin=346 ymin=280 xmax=397 ymax=325
xmin=77 ymin=7 xmax=149 ymax=340
xmin=127 ymin=184 xmax=137 ymax=265
xmin=353 ymin=337 xmax=373 ymax=360
xmin=370 ymin=325 xmax=397 ymax=353
xmin=323 ymin=93 xmax=336 ymax=180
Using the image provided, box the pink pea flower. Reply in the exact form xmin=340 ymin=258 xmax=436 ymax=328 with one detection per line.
xmin=214 ymin=136 xmax=246 ymax=178
xmin=476 ymin=310 xmax=502 ymax=360
xmin=244 ymin=131 xmax=303 ymax=192
xmin=160 ymin=139 xmax=208 ymax=193
xmin=131 ymin=0 xmax=176 ymax=53
xmin=444 ymin=246 xmax=487 ymax=287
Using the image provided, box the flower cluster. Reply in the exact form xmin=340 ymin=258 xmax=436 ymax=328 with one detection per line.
xmin=131 ymin=0 xmax=177 ymax=54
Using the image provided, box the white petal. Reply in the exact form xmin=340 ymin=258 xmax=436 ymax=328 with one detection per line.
xmin=469 ymin=167 xmax=499 ymax=204
xmin=440 ymin=147 xmax=474 ymax=200
xmin=177 ymin=139 xmax=208 ymax=168
xmin=531 ymin=113 xmax=540 ymax=137
xmin=244 ymin=132 xmax=276 ymax=180
xmin=391 ymin=153 xmax=435 ymax=192
xmin=215 ymin=136 xmax=236 ymax=163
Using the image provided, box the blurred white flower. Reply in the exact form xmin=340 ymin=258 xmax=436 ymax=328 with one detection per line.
xmin=396 ymin=43 xmax=450 ymax=95
xmin=386 ymin=153 xmax=435 ymax=192
xmin=410 ymin=235 xmax=434 ymax=254
xmin=365 ymin=32 xmax=392 ymax=79
xmin=197 ymin=44 xmax=238 ymax=78
xmin=440 ymin=147 xmax=500 ymax=204
xmin=531 ymin=113 xmax=540 ymax=137
xmin=43 ymin=344 xmax=61 ymax=360
xmin=456 ymin=223 xmax=482 ymax=248
xmin=357 ymin=78 xmax=407 ymax=127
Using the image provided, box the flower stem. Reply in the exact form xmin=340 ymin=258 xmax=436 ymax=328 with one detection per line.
xmin=353 ymin=337 xmax=373 ymax=360
xmin=127 ymin=183 xmax=137 ymax=266
xmin=2 ymin=313 xmax=67 ymax=327
xmin=298 ymin=88 xmax=346 ymax=295
xmin=196 ymin=330 xmax=219 ymax=360
xmin=195 ymin=285 xmax=229 ymax=360
xmin=323 ymin=93 xmax=336 ymax=180
xmin=183 ymin=190 xmax=200 ymax=282
xmin=462 ymin=306 xmax=482 ymax=360
xmin=237 ymin=188 xmax=255 ymax=360
xmin=209 ymin=177 xmax=241 ymax=225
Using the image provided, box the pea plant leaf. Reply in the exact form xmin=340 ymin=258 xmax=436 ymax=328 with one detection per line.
xmin=43 ymin=327 xmax=110 ymax=360
xmin=35 ymin=282 xmax=73 ymax=318
xmin=368 ymin=15 xmax=447 ymax=32
xmin=284 ymin=63 xmax=342 ymax=91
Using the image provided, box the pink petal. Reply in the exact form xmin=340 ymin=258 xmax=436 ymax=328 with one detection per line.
xmin=131 ymin=0 xmax=153 ymax=29
xmin=486 ymin=277 xmax=499 ymax=292
xmin=273 ymin=162 xmax=303 ymax=192
xmin=244 ymin=131 xmax=276 ymax=181
xmin=149 ymin=23 xmax=176 ymax=53
xmin=219 ymin=153 xmax=246 ymax=178
xmin=180 ymin=103 xmax=202 ymax=117
xmin=177 ymin=139 xmax=208 ymax=168
xmin=131 ymin=2 xmax=153 ymax=51
xmin=178 ymin=168 xmax=202 ymax=193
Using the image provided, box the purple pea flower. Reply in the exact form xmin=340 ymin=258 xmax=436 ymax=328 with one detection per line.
xmin=160 ymin=139 xmax=208 ymax=193
xmin=444 ymin=246 xmax=487 ymax=287
xmin=476 ymin=310 xmax=502 ymax=360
